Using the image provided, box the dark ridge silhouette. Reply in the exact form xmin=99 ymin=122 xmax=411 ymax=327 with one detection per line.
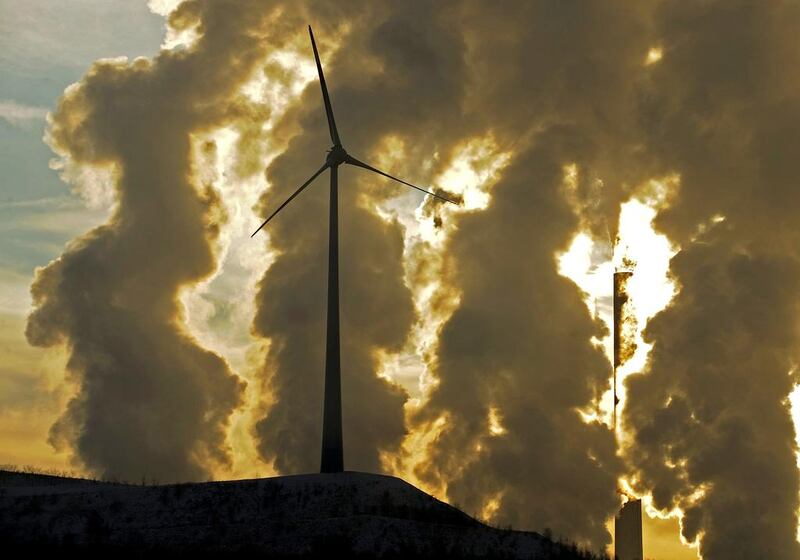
xmin=250 ymin=26 xmax=458 ymax=474
xmin=1 ymin=469 xmax=606 ymax=559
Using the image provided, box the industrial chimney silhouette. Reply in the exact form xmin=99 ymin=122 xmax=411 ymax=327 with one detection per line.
xmin=252 ymin=26 xmax=458 ymax=473
xmin=612 ymin=270 xmax=633 ymax=431
xmin=612 ymin=269 xmax=643 ymax=560
xmin=615 ymin=497 xmax=644 ymax=560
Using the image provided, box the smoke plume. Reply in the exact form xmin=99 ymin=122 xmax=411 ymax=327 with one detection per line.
xmin=26 ymin=0 xmax=281 ymax=482
xmin=401 ymin=2 xmax=662 ymax=549
xmin=622 ymin=1 xmax=800 ymax=558
xmin=412 ymin=132 xmax=623 ymax=547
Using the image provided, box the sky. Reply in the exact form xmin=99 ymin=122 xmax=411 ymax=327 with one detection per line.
xmin=2 ymin=2 xmax=800 ymax=559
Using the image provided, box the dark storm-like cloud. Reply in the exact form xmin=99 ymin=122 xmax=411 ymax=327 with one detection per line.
xmin=622 ymin=1 xmax=800 ymax=558
xmin=25 ymin=0 xmax=287 ymax=482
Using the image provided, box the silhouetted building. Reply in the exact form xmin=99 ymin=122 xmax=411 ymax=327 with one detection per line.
xmin=615 ymin=498 xmax=643 ymax=560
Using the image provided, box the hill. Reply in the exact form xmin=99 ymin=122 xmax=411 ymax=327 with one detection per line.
xmin=0 ymin=469 xmax=605 ymax=558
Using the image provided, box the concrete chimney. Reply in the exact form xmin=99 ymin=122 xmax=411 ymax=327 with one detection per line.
xmin=615 ymin=498 xmax=644 ymax=560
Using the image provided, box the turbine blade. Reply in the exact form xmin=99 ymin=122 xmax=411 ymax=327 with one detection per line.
xmin=344 ymin=155 xmax=459 ymax=205
xmin=309 ymin=26 xmax=341 ymax=146
xmin=251 ymin=163 xmax=329 ymax=237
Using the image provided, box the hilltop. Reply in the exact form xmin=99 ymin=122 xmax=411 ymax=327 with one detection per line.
xmin=0 ymin=469 xmax=605 ymax=559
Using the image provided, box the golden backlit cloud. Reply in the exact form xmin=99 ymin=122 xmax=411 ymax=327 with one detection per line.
xmin=24 ymin=0 xmax=293 ymax=482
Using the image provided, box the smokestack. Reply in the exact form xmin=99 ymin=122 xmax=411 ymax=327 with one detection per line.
xmin=615 ymin=498 xmax=643 ymax=560
xmin=612 ymin=269 xmax=643 ymax=560
xmin=612 ymin=270 xmax=633 ymax=430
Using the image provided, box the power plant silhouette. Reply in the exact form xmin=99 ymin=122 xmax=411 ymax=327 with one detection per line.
xmin=252 ymin=26 xmax=458 ymax=473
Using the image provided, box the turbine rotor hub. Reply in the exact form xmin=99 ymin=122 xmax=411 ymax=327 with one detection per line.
xmin=326 ymin=144 xmax=348 ymax=166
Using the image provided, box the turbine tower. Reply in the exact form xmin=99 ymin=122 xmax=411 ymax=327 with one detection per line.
xmin=252 ymin=26 xmax=458 ymax=473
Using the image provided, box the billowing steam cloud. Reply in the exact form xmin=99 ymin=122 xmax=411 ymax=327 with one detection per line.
xmin=622 ymin=1 xmax=800 ymax=558
xmin=404 ymin=2 xmax=657 ymax=549
xmin=26 ymin=0 xmax=283 ymax=482
xmin=412 ymin=133 xmax=623 ymax=547
xmin=413 ymin=2 xmax=800 ymax=554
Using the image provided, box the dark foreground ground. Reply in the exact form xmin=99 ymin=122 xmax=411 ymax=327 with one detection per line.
xmin=0 ymin=469 xmax=605 ymax=559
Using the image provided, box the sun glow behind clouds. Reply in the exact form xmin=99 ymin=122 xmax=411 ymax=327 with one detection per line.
xmin=488 ymin=406 xmax=507 ymax=436
xmin=380 ymin=135 xmax=511 ymax=494
xmin=645 ymin=46 xmax=663 ymax=66
xmin=179 ymin=126 xmax=273 ymax=479
xmin=558 ymin=188 xmax=677 ymax=427
xmin=481 ymin=493 xmax=504 ymax=523
xmin=558 ymin=179 xmax=695 ymax=556
xmin=611 ymin=197 xmax=677 ymax=432
xmin=176 ymin=36 xmax=323 ymax=479
xmin=148 ymin=0 xmax=200 ymax=50
xmin=791 ymin=382 xmax=800 ymax=542
xmin=376 ymin=135 xmax=512 ymax=399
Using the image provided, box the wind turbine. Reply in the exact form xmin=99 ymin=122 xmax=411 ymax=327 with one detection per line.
xmin=252 ymin=26 xmax=458 ymax=473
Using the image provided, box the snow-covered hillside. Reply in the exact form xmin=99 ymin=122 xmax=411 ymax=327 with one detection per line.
xmin=1 ymin=470 xmax=603 ymax=558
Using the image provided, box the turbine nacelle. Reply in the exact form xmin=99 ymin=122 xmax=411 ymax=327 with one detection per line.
xmin=326 ymin=144 xmax=349 ymax=167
